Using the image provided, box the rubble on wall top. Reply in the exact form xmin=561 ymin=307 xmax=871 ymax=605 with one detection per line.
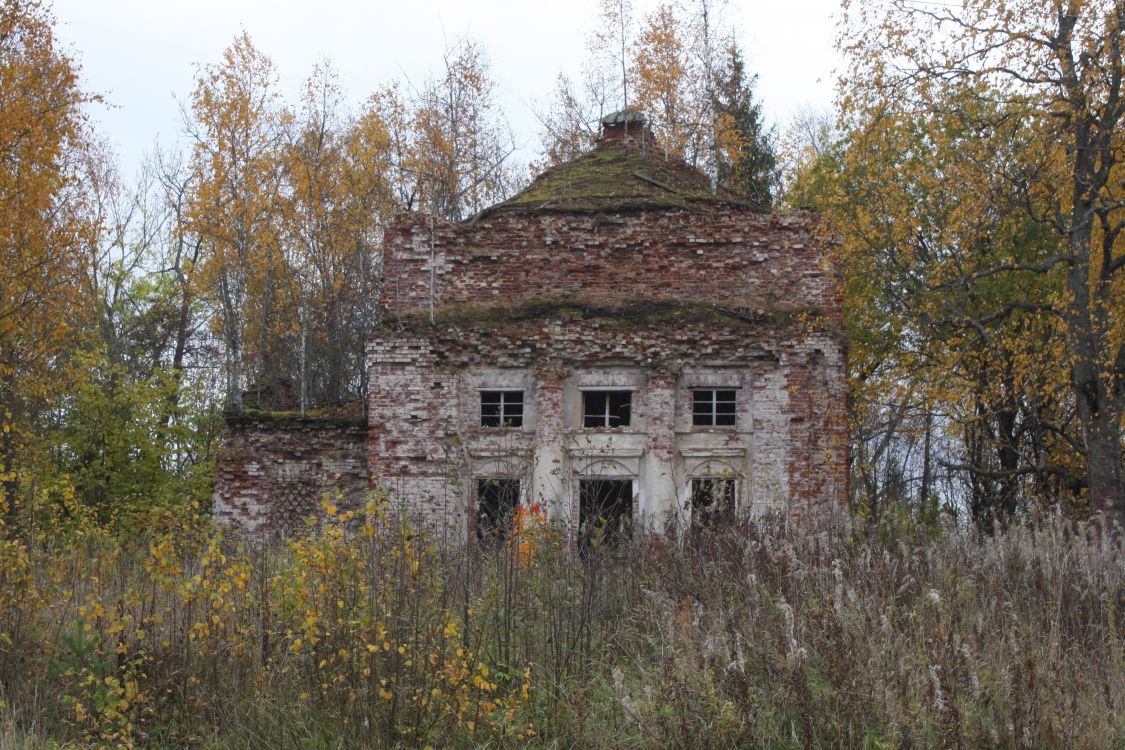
xmin=600 ymin=108 xmax=647 ymax=126
xmin=225 ymin=406 xmax=367 ymax=428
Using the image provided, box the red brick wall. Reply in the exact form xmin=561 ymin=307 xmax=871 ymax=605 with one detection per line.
xmin=213 ymin=415 xmax=368 ymax=535
xmin=381 ymin=208 xmax=841 ymax=326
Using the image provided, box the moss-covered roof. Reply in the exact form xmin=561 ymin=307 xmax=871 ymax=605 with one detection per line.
xmin=387 ymin=299 xmax=817 ymax=333
xmin=482 ymin=140 xmax=750 ymax=215
xmin=226 ymin=406 xmax=367 ymax=427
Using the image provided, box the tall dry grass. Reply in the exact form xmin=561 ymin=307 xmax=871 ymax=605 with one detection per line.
xmin=0 ymin=497 xmax=1122 ymax=748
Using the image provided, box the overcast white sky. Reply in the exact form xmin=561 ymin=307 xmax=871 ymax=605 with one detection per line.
xmin=50 ymin=0 xmax=843 ymax=177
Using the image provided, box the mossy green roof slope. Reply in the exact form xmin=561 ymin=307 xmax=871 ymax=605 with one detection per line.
xmin=482 ymin=141 xmax=752 ymax=215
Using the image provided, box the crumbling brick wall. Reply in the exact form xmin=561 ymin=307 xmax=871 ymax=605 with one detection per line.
xmin=366 ymin=330 xmax=846 ymax=523
xmin=381 ymin=209 xmax=841 ymax=327
xmin=213 ymin=414 xmax=368 ymax=535
xmin=370 ymin=201 xmax=850 ymax=534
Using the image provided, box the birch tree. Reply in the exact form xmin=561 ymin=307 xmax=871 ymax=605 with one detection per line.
xmin=281 ymin=63 xmax=392 ymax=410
xmin=409 ymin=39 xmax=518 ymax=221
xmin=536 ymin=0 xmax=777 ymax=200
xmin=184 ymin=31 xmax=288 ymax=413
xmin=532 ymin=0 xmax=636 ymax=169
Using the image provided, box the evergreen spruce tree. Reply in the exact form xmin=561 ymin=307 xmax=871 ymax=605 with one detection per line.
xmin=714 ymin=45 xmax=777 ymax=207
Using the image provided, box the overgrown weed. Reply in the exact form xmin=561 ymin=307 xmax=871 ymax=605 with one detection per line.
xmin=0 ymin=498 xmax=1122 ymax=748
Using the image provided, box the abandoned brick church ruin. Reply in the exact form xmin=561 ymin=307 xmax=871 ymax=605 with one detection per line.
xmin=213 ymin=111 xmax=849 ymax=539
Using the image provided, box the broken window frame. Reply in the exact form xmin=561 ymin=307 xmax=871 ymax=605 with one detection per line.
xmin=581 ymin=389 xmax=632 ymax=428
xmin=691 ymin=388 xmax=737 ymax=427
xmin=689 ymin=477 xmax=737 ymax=527
xmin=479 ymin=390 xmax=524 ymax=428
xmin=475 ymin=477 xmax=521 ymax=542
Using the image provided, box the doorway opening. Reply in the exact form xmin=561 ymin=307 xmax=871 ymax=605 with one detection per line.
xmin=578 ymin=479 xmax=633 ymax=550
xmin=476 ymin=477 xmax=520 ymax=543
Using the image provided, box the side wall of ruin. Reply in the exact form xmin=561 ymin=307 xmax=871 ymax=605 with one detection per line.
xmin=213 ymin=415 xmax=369 ymax=535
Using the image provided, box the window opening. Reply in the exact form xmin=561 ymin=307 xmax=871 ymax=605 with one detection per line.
xmin=582 ymin=390 xmax=632 ymax=428
xmin=690 ymin=478 xmax=737 ymax=527
xmin=579 ymin=479 xmax=633 ymax=550
xmin=480 ymin=390 xmax=523 ymax=427
xmin=476 ymin=477 xmax=520 ymax=542
xmin=692 ymin=389 xmax=736 ymax=427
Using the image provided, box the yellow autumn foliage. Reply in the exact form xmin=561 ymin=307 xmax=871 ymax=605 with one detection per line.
xmin=0 ymin=491 xmax=539 ymax=747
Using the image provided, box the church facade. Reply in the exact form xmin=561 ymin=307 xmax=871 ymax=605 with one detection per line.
xmin=213 ymin=112 xmax=848 ymax=539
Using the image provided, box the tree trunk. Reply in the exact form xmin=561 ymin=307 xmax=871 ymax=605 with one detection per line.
xmin=227 ymin=320 xmax=243 ymax=414
xmin=1056 ymin=9 xmax=1125 ymax=527
xmin=299 ymin=295 xmax=308 ymax=416
xmin=1 ymin=408 xmax=16 ymax=527
xmin=220 ymin=267 xmax=246 ymax=414
xmin=171 ymin=237 xmax=202 ymax=378
xmin=919 ymin=409 xmax=932 ymax=509
xmin=1077 ymin=390 xmax=1125 ymax=524
xmin=254 ymin=270 xmax=274 ymax=410
xmin=1066 ymin=198 xmax=1125 ymax=525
